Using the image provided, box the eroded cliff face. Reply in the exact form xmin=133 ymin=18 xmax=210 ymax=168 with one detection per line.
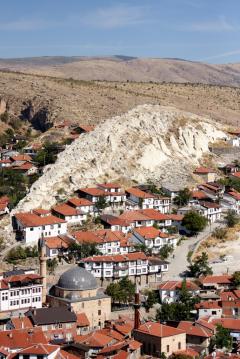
xmin=15 ymin=105 xmax=227 ymax=212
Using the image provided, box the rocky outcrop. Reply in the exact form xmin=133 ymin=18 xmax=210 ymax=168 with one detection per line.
xmin=15 ymin=105 xmax=227 ymax=212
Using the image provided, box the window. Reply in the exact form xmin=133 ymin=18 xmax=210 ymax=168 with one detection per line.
xmin=167 ymin=345 xmax=170 ymax=353
xmin=30 ymin=227 xmax=34 ymax=231
xmin=98 ymin=310 xmax=101 ymax=316
xmin=178 ymin=342 xmax=181 ymax=350
xmin=212 ymin=311 xmax=217 ymax=315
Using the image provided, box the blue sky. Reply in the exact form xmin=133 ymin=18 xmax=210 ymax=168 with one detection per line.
xmin=0 ymin=0 xmax=240 ymax=63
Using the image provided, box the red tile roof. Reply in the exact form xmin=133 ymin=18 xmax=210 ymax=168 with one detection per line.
xmin=44 ymin=235 xmax=72 ymax=249
xmin=73 ymin=229 xmax=125 ymax=245
xmin=76 ymin=313 xmax=90 ymax=327
xmin=0 ymin=328 xmax=47 ymax=349
xmin=79 ymin=188 xmax=105 ymax=196
xmin=101 ymin=214 xmax=131 ymax=227
xmin=15 ymin=212 xmax=66 ymax=227
xmin=11 ymin=154 xmax=32 ymax=162
xmin=10 ymin=317 xmax=33 ymax=330
xmin=32 ymin=208 xmax=51 ymax=216
xmin=220 ymin=291 xmax=238 ymax=301
xmin=136 ymin=321 xmax=185 ymax=338
xmin=195 ymin=301 xmax=222 ymax=310
xmin=98 ymin=183 xmax=121 ymax=189
xmin=52 ymin=203 xmax=82 ymax=217
xmin=0 ymin=274 xmax=42 ymax=290
xmin=177 ymin=321 xmax=213 ymax=338
xmin=126 ymin=187 xmax=155 ymax=199
xmin=75 ymin=332 xmax=113 ymax=347
xmin=128 ymin=340 xmax=142 ymax=350
xmin=159 ymin=280 xmax=199 ymax=291
xmin=134 ymin=226 xmax=169 ymax=239
xmin=212 ymin=318 xmax=240 ymax=331
xmin=191 ymin=190 xmax=210 ymax=200
xmin=168 ymin=214 xmax=184 ymax=221
xmin=227 ymin=191 xmax=240 ymax=200
xmin=194 ymin=167 xmax=215 ymax=174
xmin=174 ymin=348 xmax=199 ymax=358
xmin=200 ymin=275 xmax=232 ymax=285
xmin=67 ymin=197 xmax=93 ymax=207
xmin=83 ymin=252 xmax=147 ymax=263
xmin=19 ymin=344 xmax=59 ymax=355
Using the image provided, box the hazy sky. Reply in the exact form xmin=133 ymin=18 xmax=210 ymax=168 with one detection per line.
xmin=1 ymin=0 xmax=240 ymax=63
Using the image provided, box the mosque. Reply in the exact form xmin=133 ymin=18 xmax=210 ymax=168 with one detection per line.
xmin=39 ymin=240 xmax=111 ymax=329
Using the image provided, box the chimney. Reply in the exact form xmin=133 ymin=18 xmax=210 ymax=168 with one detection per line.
xmin=133 ymin=285 xmax=140 ymax=330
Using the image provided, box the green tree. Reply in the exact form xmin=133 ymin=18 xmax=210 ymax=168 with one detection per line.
xmin=145 ymin=290 xmax=158 ymax=312
xmin=34 ymin=142 xmax=59 ymax=167
xmin=95 ymin=196 xmax=108 ymax=212
xmin=68 ymin=242 xmax=100 ymax=261
xmin=212 ymin=324 xmax=233 ymax=351
xmin=182 ymin=211 xmax=208 ymax=234
xmin=232 ymin=271 xmax=240 ymax=287
xmin=226 ymin=209 xmax=239 ymax=228
xmin=47 ymin=258 xmax=58 ymax=275
xmin=174 ymin=188 xmax=191 ymax=206
xmin=106 ymin=277 xmax=135 ymax=305
xmin=188 ymin=252 xmax=213 ymax=278
xmin=159 ymin=244 xmax=174 ymax=259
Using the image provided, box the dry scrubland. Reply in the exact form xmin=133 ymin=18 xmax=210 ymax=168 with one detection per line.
xmin=1 ymin=71 xmax=240 ymax=132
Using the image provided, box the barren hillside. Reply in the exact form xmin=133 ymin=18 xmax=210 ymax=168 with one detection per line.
xmin=1 ymin=71 xmax=240 ymax=132
xmin=15 ymin=105 xmax=227 ymax=212
xmin=2 ymin=56 xmax=240 ymax=86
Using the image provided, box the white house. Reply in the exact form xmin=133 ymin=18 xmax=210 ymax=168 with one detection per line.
xmin=178 ymin=201 xmax=222 ymax=223
xmin=196 ymin=301 xmax=222 ymax=319
xmin=73 ymin=229 xmax=126 ymax=255
xmin=67 ymin=197 xmax=95 ymax=215
xmin=44 ymin=235 xmax=73 ymax=258
xmin=221 ymin=190 xmax=240 ymax=214
xmin=82 ymin=252 xmax=166 ymax=285
xmin=119 ymin=209 xmax=172 ymax=229
xmin=126 ymin=187 xmax=156 ymax=209
xmin=52 ymin=203 xmax=87 ymax=224
xmin=131 ymin=226 xmax=177 ymax=254
xmin=13 ymin=211 xmax=67 ymax=244
xmin=100 ymin=214 xmax=132 ymax=233
xmin=78 ymin=185 xmax=126 ymax=207
xmin=158 ymin=280 xmax=200 ymax=304
xmin=0 ymin=272 xmax=43 ymax=313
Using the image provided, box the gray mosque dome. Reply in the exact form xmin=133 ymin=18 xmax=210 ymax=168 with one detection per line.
xmin=57 ymin=266 xmax=97 ymax=291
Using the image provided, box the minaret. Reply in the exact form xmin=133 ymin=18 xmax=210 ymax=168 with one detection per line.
xmin=133 ymin=285 xmax=141 ymax=330
xmin=39 ymin=236 xmax=47 ymax=304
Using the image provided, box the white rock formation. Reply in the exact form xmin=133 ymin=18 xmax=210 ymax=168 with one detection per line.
xmin=15 ymin=105 xmax=227 ymax=212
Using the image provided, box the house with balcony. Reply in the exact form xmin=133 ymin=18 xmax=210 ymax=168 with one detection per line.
xmin=0 ymin=272 xmax=43 ymax=314
xmin=82 ymin=252 xmax=166 ymax=286
xmin=131 ymin=226 xmax=177 ymax=254
xmin=119 ymin=209 xmax=172 ymax=229
xmin=72 ymin=229 xmax=129 ymax=255
xmin=78 ymin=185 xmax=126 ymax=208
xmin=178 ymin=201 xmax=222 ymax=223
xmin=126 ymin=188 xmax=171 ymax=213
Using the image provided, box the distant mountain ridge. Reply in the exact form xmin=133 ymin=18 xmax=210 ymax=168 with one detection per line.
xmin=1 ymin=56 xmax=240 ymax=86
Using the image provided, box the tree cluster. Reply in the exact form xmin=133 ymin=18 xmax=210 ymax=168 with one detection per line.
xmin=67 ymin=241 xmax=100 ymax=261
xmin=182 ymin=211 xmax=208 ymax=234
xmin=156 ymin=279 xmax=200 ymax=321
xmin=6 ymin=245 xmax=38 ymax=263
xmin=188 ymin=252 xmax=213 ymax=278
xmin=105 ymin=277 xmax=135 ymax=304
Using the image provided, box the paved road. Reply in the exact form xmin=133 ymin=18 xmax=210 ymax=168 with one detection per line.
xmin=162 ymin=221 xmax=223 ymax=280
